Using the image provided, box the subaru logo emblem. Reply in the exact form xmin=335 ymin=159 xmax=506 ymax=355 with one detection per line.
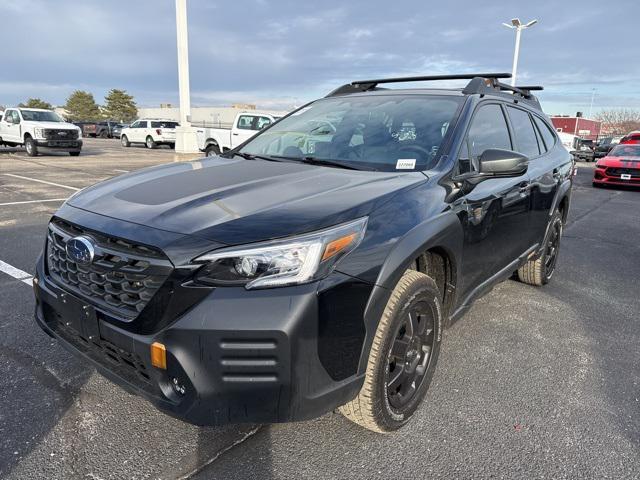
xmin=66 ymin=236 xmax=95 ymax=266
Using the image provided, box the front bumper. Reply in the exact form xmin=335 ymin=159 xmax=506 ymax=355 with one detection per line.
xmin=593 ymin=168 xmax=640 ymax=187
xmin=35 ymin=139 xmax=82 ymax=151
xmin=33 ymin=252 xmax=368 ymax=425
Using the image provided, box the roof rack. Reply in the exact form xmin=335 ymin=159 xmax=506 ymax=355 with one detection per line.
xmin=326 ymin=73 xmax=543 ymax=109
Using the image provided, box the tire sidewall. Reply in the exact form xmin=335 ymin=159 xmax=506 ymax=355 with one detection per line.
xmin=121 ymin=135 xmax=129 ymax=147
xmin=542 ymin=212 xmax=563 ymax=283
xmin=373 ymin=276 xmax=443 ymax=430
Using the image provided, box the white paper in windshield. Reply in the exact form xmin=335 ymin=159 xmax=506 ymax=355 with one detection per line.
xmin=396 ymin=159 xmax=416 ymax=170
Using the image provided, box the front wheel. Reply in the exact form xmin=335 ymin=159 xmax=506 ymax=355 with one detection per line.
xmin=205 ymin=144 xmax=220 ymax=157
xmin=340 ymin=270 xmax=443 ymax=433
xmin=25 ymin=136 xmax=38 ymax=157
xmin=517 ymin=211 xmax=563 ymax=286
xmin=121 ymin=135 xmax=130 ymax=147
xmin=99 ymin=130 xmax=108 ymax=138
xmin=145 ymin=136 xmax=157 ymax=149
xmin=69 ymin=151 xmax=81 ymax=157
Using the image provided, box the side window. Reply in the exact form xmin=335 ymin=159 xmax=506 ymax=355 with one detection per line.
xmin=138 ymin=121 xmax=147 ymax=128
xmin=129 ymin=121 xmax=139 ymax=128
xmin=237 ymin=115 xmax=255 ymax=130
xmin=256 ymin=116 xmax=272 ymax=130
xmin=506 ymin=107 xmax=540 ymax=157
xmin=467 ymin=104 xmax=512 ymax=166
xmin=533 ymin=116 xmax=556 ymax=151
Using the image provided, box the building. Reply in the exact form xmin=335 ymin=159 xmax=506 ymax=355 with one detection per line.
xmin=550 ymin=114 xmax=601 ymax=140
xmin=136 ymin=105 xmax=288 ymax=128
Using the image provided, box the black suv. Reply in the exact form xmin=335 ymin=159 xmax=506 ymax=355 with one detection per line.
xmin=34 ymin=73 xmax=573 ymax=433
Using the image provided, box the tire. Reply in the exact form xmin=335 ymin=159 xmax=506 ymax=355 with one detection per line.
xmin=25 ymin=136 xmax=38 ymax=157
xmin=69 ymin=151 xmax=81 ymax=157
xmin=146 ymin=136 xmax=157 ymax=149
xmin=517 ymin=211 xmax=563 ymax=286
xmin=99 ymin=130 xmax=108 ymax=139
xmin=340 ymin=270 xmax=443 ymax=433
xmin=205 ymin=143 xmax=220 ymax=157
xmin=121 ymin=135 xmax=130 ymax=147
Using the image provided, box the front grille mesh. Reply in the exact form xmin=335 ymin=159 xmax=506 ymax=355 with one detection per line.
xmin=46 ymin=218 xmax=172 ymax=319
xmin=607 ymin=167 xmax=640 ymax=177
xmin=44 ymin=129 xmax=79 ymax=140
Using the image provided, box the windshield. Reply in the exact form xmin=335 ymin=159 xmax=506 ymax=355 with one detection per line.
xmin=610 ymin=144 xmax=640 ymax=158
xmin=20 ymin=110 xmax=63 ymax=122
xmin=239 ymin=95 xmax=463 ymax=172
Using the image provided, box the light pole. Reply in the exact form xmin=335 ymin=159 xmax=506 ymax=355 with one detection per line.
xmin=588 ymin=88 xmax=597 ymax=118
xmin=174 ymin=0 xmax=199 ymax=153
xmin=502 ymin=18 xmax=538 ymax=86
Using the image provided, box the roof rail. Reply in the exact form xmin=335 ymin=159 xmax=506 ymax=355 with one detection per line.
xmin=326 ymin=73 xmax=543 ymax=109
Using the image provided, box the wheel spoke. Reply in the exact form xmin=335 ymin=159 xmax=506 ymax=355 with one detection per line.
xmin=390 ymin=337 xmax=410 ymax=360
xmin=387 ymin=364 xmax=406 ymax=392
xmin=405 ymin=313 xmax=415 ymax=339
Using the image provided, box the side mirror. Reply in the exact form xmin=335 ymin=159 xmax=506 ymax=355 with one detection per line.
xmin=478 ymin=149 xmax=529 ymax=177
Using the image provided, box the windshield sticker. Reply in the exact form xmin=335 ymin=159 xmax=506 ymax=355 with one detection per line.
xmin=396 ymin=159 xmax=416 ymax=170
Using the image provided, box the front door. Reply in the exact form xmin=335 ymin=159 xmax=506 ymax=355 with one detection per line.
xmin=456 ymin=103 xmax=533 ymax=299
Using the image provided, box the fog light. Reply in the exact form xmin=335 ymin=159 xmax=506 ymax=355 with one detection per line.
xmin=171 ymin=377 xmax=186 ymax=396
xmin=150 ymin=342 xmax=167 ymax=370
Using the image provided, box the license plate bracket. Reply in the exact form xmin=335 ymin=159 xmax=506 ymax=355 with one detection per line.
xmin=58 ymin=292 xmax=99 ymax=341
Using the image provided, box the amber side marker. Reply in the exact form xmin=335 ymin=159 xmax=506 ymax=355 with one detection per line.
xmin=151 ymin=342 xmax=167 ymax=370
xmin=323 ymin=233 xmax=356 ymax=261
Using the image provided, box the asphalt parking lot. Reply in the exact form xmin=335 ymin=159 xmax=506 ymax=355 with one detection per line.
xmin=1 ymin=139 xmax=638 ymax=479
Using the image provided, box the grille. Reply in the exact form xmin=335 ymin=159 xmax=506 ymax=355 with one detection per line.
xmin=44 ymin=129 xmax=79 ymax=140
xmin=46 ymin=218 xmax=173 ymax=319
xmin=607 ymin=167 xmax=640 ymax=177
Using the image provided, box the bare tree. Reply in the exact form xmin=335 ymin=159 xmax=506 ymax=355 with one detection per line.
xmin=595 ymin=109 xmax=640 ymax=136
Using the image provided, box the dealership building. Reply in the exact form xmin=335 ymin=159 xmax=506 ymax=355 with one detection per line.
xmin=550 ymin=114 xmax=601 ymax=140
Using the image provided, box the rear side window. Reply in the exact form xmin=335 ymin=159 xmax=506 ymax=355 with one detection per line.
xmin=468 ymin=104 xmax=512 ymax=160
xmin=533 ymin=116 xmax=556 ymax=151
xmin=237 ymin=115 xmax=256 ymax=130
xmin=151 ymin=121 xmax=179 ymax=128
xmin=506 ymin=107 xmax=540 ymax=157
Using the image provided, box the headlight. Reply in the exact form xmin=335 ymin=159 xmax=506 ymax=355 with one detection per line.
xmin=77 ymin=128 xmax=83 ymax=138
xmin=34 ymin=128 xmax=47 ymax=139
xmin=192 ymin=217 xmax=368 ymax=289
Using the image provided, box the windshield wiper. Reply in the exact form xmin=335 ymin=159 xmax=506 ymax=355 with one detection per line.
xmin=274 ymin=156 xmax=370 ymax=171
xmin=225 ymin=152 xmax=284 ymax=163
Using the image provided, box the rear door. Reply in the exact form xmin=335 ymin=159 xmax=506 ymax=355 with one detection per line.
xmin=1 ymin=110 xmax=21 ymax=143
xmin=456 ymin=102 xmax=533 ymax=298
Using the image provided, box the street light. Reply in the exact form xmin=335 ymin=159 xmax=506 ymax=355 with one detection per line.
xmin=502 ymin=18 xmax=538 ymax=86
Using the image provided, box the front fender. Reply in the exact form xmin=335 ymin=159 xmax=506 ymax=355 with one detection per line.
xmin=356 ymin=211 xmax=463 ymax=376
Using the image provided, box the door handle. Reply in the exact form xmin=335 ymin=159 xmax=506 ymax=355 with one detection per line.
xmin=232 ymin=133 xmax=239 ymax=136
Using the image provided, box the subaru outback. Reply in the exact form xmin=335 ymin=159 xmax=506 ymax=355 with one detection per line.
xmin=33 ymin=73 xmax=573 ymax=432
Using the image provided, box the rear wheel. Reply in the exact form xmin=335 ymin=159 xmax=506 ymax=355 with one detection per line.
xmin=121 ymin=135 xmax=130 ymax=147
xmin=340 ymin=270 xmax=442 ymax=433
xmin=146 ymin=136 xmax=157 ymax=149
xmin=99 ymin=130 xmax=108 ymax=138
xmin=517 ymin=211 xmax=563 ymax=286
xmin=25 ymin=136 xmax=38 ymax=157
xmin=69 ymin=151 xmax=81 ymax=157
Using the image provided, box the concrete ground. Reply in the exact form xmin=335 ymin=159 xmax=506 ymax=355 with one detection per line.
xmin=0 ymin=140 xmax=638 ymax=479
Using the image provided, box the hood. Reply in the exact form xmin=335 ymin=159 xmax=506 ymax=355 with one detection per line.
xmin=25 ymin=121 xmax=79 ymax=130
xmin=599 ymin=156 xmax=640 ymax=166
xmin=68 ymin=156 xmax=426 ymax=245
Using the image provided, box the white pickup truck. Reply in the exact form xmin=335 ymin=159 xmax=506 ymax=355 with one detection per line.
xmin=196 ymin=112 xmax=281 ymax=156
xmin=0 ymin=108 xmax=83 ymax=156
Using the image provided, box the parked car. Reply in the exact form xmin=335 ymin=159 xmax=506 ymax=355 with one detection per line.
xmin=120 ymin=119 xmax=179 ymax=149
xmin=73 ymin=121 xmax=98 ymax=138
xmin=196 ymin=112 xmax=281 ymax=156
xmin=619 ymin=131 xmax=640 ymax=145
xmin=593 ymin=143 xmax=640 ymax=188
xmin=0 ymin=108 xmax=82 ymax=156
xmin=33 ymin=73 xmax=573 ymax=433
xmin=95 ymin=121 xmax=122 ymax=138
xmin=110 ymin=123 xmax=127 ymax=139
xmin=593 ymin=136 xmax=621 ymax=159
xmin=572 ymin=138 xmax=595 ymax=162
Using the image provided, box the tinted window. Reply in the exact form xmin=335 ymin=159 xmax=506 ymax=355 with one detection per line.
xmin=137 ymin=121 xmax=147 ymax=128
xmin=151 ymin=121 xmax=179 ymax=128
xmin=468 ymin=104 xmax=512 ymax=162
xmin=507 ymin=107 xmax=540 ymax=157
xmin=533 ymin=116 xmax=556 ymax=151
xmin=240 ymin=95 xmax=463 ymax=172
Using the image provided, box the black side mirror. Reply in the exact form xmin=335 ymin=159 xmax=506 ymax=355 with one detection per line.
xmin=478 ymin=149 xmax=529 ymax=177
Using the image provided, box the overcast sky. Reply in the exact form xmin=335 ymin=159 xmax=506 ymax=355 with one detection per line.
xmin=1 ymin=0 xmax=638 ymax=116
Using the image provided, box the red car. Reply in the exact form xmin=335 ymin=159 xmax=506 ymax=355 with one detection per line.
xmin=619 ymin=132 xmax=640 ymax=144
xmin=593 ymin=144 xmax=640 ymax=188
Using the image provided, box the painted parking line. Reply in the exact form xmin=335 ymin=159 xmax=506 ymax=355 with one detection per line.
xmin=0 ymin=198 xmax=67 ymax=207
xmin=114 ymin=169 xmax=129 ymax=173
xmin=3 ymin=173 xmax=81 ymax=191
xmin=0 ymin=260 xmax=33 ymax=286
